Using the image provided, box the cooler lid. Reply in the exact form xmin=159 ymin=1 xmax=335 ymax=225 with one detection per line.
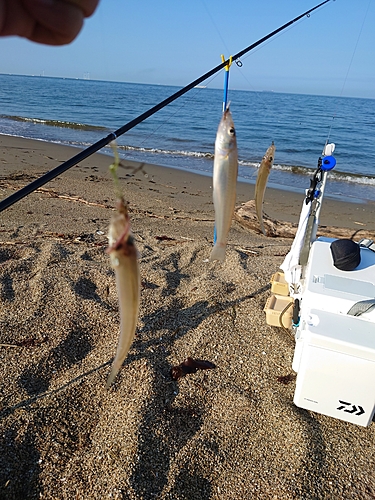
xmin=305 ymin=238 xmax=375 ymax=302
xmin=305 ymin=308 xmax=375 ymax=361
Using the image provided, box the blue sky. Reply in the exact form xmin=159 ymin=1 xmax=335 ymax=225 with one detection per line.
xmin=1 ymin=0 xmax=374 ymax=98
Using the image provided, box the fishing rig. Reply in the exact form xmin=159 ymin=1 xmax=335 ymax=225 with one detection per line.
xmin=6 ymin=0 xmax=369 ymax=426
xmin=265 ymin=144 xmax=375 ymax=427
xmin=0 ymin=0 xmax=333 ymax=214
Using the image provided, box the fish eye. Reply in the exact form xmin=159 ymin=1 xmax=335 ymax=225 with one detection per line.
xmin=229 ymin=127 xmax=235 ymax=136
xmin=270 ymin=156 xmax=273 ymax=161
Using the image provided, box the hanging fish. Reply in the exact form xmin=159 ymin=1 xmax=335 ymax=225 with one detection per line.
xmin=105 ymin=144 xmax=141 ymax=387
xmin=254 ymin=142 xmax=275 ymax=236
xmin=209 ymin=106 xmax=238 ymax=262
xmin=106 ymin=198 xmax=140 ymax=387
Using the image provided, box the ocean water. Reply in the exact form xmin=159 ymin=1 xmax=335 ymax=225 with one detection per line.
xmin=1 ymin=74 xmax=375 ymax=203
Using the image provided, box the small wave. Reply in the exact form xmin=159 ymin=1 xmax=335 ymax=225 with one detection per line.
xmin=117 ymin=144 xmax=214 ymax=159
xmin=0 ymin=115 xmax=107 ymax=132
xmin=273 ymin=164 xmax=314 ymax=176
xmin=331 ymin=171 xmax=375 ymax=185
xmin=239 ymin=160 xmax=375 ymax=186
xmin=238 ymin=160 xmax=311 ymax=174
xmin=238 ymin=160 xmax=259 ymax=168
xmin=273 ymin=164 xmax=375 ymax=185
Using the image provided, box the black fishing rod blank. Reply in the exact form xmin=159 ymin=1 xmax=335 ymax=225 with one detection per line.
xmin=0 ymin=0 xmax=333 ymax=213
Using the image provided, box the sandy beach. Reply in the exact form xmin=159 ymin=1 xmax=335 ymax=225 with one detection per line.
xmin=1 ymin=134 xmax=375 ymax=500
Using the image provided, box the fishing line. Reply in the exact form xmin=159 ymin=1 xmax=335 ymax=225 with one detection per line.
xmin=199 ymin=0 xmax=231 ymax=55
xmin=230 ymin=4 xmax=329 ymax=124
xmin=118 ymin=0 xmax=333 ymax=172
xmin=116 ymin=71 xmax=222 ymax=163
xmin=236 ymin=18 xmax=308 ymax=64
xmin=326 ymin=0 xmax=372 ymax=143
xmin=116 ymin=70 xmax=221 ymax=177
xmin=0 ymin=0 xmax=333 ymax=213
xmin=124 ymin=0 xmax=232 ymax=153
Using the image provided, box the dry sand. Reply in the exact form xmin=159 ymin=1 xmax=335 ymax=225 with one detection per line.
xmin=1 ymin=135 xmax=375 ymax=500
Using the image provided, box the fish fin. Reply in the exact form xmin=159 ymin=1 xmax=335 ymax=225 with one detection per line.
xmin=209 ymin=243 xmax=226 ymax=262
xmin=259 ymin=220 xmax=267 ymax=236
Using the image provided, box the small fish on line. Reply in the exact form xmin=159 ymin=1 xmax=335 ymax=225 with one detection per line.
xmin=255 ymin=142 xmax=276 ymax=236
xmin=106 ymin=197 xmax=140 ymax=387
xmin=210 ymin=106 xmax=238 ymax=262
xmin=106 ymin=144 xmax=141 ymax=387
xmin=171 ymin=357 xmax=216 ymax=380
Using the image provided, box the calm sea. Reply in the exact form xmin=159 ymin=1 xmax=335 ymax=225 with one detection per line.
xmin=1 ymin=74 xmax=375 ymax=203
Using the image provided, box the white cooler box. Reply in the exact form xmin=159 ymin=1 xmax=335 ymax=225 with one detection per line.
xmin=292 ymin=238 xmax=375 ymax=426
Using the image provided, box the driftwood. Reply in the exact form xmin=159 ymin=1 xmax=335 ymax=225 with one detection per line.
xmin=234 ymin=200 xmax=375 ymax=240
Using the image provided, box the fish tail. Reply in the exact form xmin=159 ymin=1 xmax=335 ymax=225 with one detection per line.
xmin=209 ymin=243 xmax=226 ymax=262
xmin=106 ymin=360 xmax=122 ymax=388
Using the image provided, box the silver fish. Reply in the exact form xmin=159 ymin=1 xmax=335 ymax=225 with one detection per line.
xmin=106 ymin=199 xmax=140 ymax=387
xmin=254 ymin=142 xmax=275 ymax=236
xmin=209 ymin=107 xmax=238 ymax=262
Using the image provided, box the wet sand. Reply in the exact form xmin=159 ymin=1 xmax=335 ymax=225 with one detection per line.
xmin=1 ymin=135 xmax=375 ymax=499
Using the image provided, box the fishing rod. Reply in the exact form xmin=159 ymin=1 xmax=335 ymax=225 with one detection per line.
xmin=0 ymin=0 xmax=333 ymax=213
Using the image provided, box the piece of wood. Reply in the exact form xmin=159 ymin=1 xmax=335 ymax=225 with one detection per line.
xmin=234 ymin=200 xmax=375 ymax=240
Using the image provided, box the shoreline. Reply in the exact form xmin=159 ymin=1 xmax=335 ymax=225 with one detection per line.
xmin=1 ymin=126 xmax=375 ymax=205
xmin=1 ymin=134 xmax=375 ymax=232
